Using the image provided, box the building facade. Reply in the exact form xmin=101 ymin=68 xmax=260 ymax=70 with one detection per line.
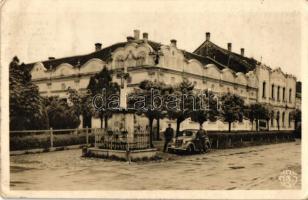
xmin=26 ymin=30 xmax=298 ymax=131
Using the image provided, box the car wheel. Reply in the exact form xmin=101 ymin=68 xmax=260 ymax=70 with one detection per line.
xmin=186 ymin=144 xmax=195 ymax=154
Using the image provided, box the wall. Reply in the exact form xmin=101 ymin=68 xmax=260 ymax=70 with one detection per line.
xmin=30 ymin=40 xmax=296 ymax=131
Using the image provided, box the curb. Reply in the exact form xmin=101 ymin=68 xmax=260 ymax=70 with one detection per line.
xmin=10 ymin=144 xmax=90 ymax=156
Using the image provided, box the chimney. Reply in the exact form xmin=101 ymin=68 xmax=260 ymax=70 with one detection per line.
xmin=206 ymin=32 xmax=210 ymax=41
xmin=48 ymin=57 xmax=55 ymax=60
xmin=227 ymin=43 xmax=232 ymax=51
xmin=170 ymin=39 xmax=177 ymax=47
xmin=95 ymin=43 xmax=102 ymax=51
xmin=134 ymin=29 xmax=140 ymax=40
xmin=240 ymin=48 xmax=245 ymax=56
xmin=143 ymin=32 xmax=148 ymax=42
xmin=127 ymin=36 xmax=134 ymax=42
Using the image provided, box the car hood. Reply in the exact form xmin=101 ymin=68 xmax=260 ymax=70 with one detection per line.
xmin=174 ymin=136 xmax=193 ymax=141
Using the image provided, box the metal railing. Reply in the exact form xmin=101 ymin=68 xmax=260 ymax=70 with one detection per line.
xmin=94 ymin=130 xmax=150 ymax=150
xmin=10 ymin=128 xmax=151 ymax=151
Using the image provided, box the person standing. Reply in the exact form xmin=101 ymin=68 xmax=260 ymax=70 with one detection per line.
xmin=163 ymin=124 xmax=174 ymax=152
xmin=196 ymin=124 xmax=207 ymax=153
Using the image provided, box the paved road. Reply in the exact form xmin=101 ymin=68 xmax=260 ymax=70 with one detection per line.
xmin=10 ymin=141 xmax=301 ymax=190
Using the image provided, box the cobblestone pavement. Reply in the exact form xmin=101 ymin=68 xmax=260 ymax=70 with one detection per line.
xmin=10 ymin=140 xmax=301 ymax=190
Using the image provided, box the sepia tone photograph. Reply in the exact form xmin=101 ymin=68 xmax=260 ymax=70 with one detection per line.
xmin=1 ymin=0 xmax=307 ymax=199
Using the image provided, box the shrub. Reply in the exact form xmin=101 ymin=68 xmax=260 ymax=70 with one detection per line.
xmin=10 ymin=133 xmax=95 ymax=151
xmin=208 ymin=131 xmax=294 ymax=149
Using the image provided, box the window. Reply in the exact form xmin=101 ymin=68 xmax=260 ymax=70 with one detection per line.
xmin=271 ymin=84 xmax=275 ymax=99
xmin=136 ymin=52 xmax=146 ymax=66
xmin=282 ymin=87 xmax=285 ymax=101
xmin=289 ymin=113 xmax=292 ymax=127
xmin=61 ymin=83 xmax=66 ymax=90
xmin=115 ymin=56 xmax=124 ymax=68
xmin=289 ymin=89 xmax=292 ymax=102
xmin=227 ymin=87 xmax=230 ymax=93
xmin=271 ymin=111 xmax=274 ymax=127
xmin=277 ymin=86 xmax=280 ymax=101
xmin=262 ymin=81 xmax=266 ymax=98
xmin=127 ymin=76 xmax=132 ymax=83
xmin=47 ymin=82 xmax=52 ymax=89
xmin=282 ymin=112 xmax=285 ymax=127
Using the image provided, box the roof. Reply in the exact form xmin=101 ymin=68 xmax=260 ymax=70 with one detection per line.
xmin=193 ymin=40 xmax=260 ymax=73
xmin=25 ymin=39 xmax=223 ymax=72
xmin=25 ymin=40 xmax=163 ymax=71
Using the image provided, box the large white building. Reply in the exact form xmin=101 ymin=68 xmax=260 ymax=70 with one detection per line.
xmin=26 ymin=30 xmax=298 ymax=131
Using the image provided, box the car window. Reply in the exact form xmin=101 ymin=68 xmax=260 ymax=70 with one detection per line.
xmin=180 ymin=131 xmax=193 ymax=137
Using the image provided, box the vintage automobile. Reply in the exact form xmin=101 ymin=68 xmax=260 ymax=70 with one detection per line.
xmin=167 ymin=129 xmax=211 ymax=154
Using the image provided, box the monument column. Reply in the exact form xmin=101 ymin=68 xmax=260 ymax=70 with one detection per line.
xmin=117 ymin=67 xmax=134 ymax=142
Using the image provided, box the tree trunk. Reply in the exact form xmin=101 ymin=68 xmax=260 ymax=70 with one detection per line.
xmin=149 ymin=118 xmax=154 ymax=148
xmin=267 ymin=120 xmax=270 ymax=131
xmin=277 ymin=120 xmax=280 ymax=131
xmin=294 ymin=120 xmax=297 ymax=130
xmin=100 ymin=115 xmax=103 ymax=129
xmin=176 ymin=119 xmax=181 ymax=137
xmin=104 ymin=116 xmax=108 ymax=129
xmin=250 ymin=120 xmax=254 ymax=131
xmin=256 ymin=119 xmax=259 ymax=132
xmin=228 ymin=122 xmax=231 ymax=132
xmin=156 ymin=118 xmax=160 ymax=140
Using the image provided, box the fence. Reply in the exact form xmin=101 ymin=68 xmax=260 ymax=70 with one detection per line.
xmin=10 ymin=128 xmax=101 ymax=151
xmin=94 ymin=130 xmax=150 ymax=150
xmin=10 ymin=128 xmax=150 ymax=151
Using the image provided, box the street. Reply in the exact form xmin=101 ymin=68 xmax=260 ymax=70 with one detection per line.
xmin=10 ymin=141 xmax=301 ymax=190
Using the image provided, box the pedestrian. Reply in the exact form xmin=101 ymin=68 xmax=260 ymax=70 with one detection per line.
xmin=163 ymin=123 xmax=174 ymax=152
xmin=196 ymin=124 xmax=207 ymax=153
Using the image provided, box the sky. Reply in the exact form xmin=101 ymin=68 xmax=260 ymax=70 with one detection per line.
xmin=1 ymin=0 xmax=305 ymax=80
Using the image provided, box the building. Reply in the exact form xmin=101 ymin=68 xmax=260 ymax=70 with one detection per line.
xmin=25 ymin=30 xmax=298 ymax=131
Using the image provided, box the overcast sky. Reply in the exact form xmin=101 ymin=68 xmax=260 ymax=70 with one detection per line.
xmin=1 ymin=0 xmax=304 ymax=80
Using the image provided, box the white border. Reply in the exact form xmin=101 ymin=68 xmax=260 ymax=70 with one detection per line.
xmin=1 ymin=0 xmax=307 ymax=199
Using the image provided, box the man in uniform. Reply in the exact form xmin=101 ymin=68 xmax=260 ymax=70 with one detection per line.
xmin=163 ymin=124 xmax=174 ymax=152
xmin=196 ymin=124 xmax=207 ymax=153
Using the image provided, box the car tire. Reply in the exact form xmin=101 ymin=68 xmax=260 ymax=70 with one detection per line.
xmin=186 ymin=144 xmax=195 ymax=154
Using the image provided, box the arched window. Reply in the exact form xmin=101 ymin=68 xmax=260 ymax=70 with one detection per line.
xmin=271 ymin=84 xmax=275 ymax=99
xmin=277 ymin=86 xmax=280 ymax=101
xmin=289 ymin=88 xmax=292 ymax=102
xmin=115 ymin=56 xmax=124 ymax=68
xmin=282 ymin=87 xmax=285 ymax=101
xmin=289 ymin=113 xmax=292 ymax=127
xmin=282 ymin=112 xmax=285 ymax=127
xmin=262 ymin=81 xmax=266 ymax=98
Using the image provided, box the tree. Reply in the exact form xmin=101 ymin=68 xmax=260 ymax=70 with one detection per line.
xmin=128 ymin=80 xmax=169 ymax=147
xmin=87 ymin=66 xmax=120 ymax=128
xmin=190 ymin=90 xmax=219 ymax=126
xmin=67 ymin=88 xmax=94 ymax=127
xmin=291 ymin=109 xmax=301 ymax=127
xmin=220 ymin=93 xmax=245 ymax=132
xmin=9 ymin=56 xmax=49 ymax=130
xmin=276 ymin=111 xmax=280 ymax=131
xmin=245 ymin=103 xmax=270 ymax=131
xmin=44 ymin=96 xmax=80 ymax=129
xmin=291 ymin=109 xmax=301 ymax=137
xmin=166 ymin=78 xmax=195 ymax=137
